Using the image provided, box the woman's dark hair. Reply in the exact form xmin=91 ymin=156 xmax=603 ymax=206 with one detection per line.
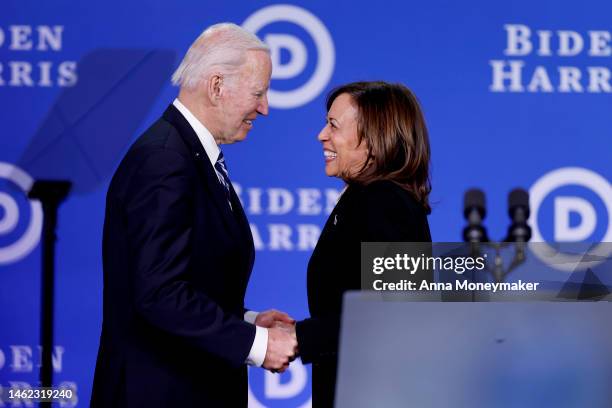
xmin=326 ymin=81 xmax=431 ymax=212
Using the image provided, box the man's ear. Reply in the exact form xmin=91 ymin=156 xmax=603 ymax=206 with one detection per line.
xmin=207 ymin=73 xmax=223 ymax=106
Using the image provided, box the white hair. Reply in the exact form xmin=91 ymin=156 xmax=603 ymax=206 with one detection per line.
xmin=171 ymin=23 xmax=269 ymax=89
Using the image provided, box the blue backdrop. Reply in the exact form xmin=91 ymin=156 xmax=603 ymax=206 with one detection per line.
xmin=1 ymin=1 xmax=610 ymax=406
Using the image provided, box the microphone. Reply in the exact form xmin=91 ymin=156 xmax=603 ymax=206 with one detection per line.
xmin=505 ymin=188 xmax=532 ymax=267
xmin=505 ymin=188 xmax=532 ymax=243
xmin=462 ymin=189 xmax=489 ymax=243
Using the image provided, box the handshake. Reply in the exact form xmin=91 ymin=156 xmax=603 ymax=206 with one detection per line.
xmin=255 ymin=310 xmax=298 ymax=373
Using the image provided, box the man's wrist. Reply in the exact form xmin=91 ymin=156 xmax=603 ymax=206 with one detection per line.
xmin=245 ymin=326 xmax=268 ymax=366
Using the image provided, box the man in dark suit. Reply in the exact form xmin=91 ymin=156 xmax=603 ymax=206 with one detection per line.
xmin=92 ymin=23 xmax=297 ymax=407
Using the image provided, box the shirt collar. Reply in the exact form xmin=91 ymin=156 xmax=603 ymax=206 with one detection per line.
xmin=172 ymin=98 xmax=220 ymax=166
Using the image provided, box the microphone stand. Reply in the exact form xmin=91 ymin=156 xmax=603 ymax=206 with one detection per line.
xmin=493 ymin=203 xmax=531 ymax=283
xmin=489 ymin=241 xmax=527 ymax=283
xmin=28 ymin=180 xmax=71 ymax=408
xmin=462 ymin=189 xmax=532 ymax=284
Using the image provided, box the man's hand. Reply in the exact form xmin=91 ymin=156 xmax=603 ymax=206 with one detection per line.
xmin=255 ymin=309 xmax=294 ymax=328
xmin=263 ymin=326 xmax=298 ymax=373
xmin=273 ymin=320 xmax=296 ymax=337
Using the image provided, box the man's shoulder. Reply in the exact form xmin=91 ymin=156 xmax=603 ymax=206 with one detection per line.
xmin=129 ymin=115 xmax=189 ymax=158
xmin=108 ymin=114 xmax=192 ymax=190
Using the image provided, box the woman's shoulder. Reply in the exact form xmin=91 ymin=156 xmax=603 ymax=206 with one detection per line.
xmin=343 ymin=180 xmax=431 ymax=242
xmin=350 ymin=180 xmax=424 ymax=213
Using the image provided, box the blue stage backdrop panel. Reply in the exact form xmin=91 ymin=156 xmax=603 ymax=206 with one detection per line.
xmin=0 ymin=1 xmax=610 ymax=406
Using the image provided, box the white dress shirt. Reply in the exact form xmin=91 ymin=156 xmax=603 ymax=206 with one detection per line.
xmin=172 ymin=98 xmax=268 ymax=367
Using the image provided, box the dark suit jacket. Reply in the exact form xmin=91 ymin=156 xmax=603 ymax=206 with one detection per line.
xmin=296 ymin=180 xmax=432 ymax=407
xmin=92 ymin=105 xmax=256 ymax=407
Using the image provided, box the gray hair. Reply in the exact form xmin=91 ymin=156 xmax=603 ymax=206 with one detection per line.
xmin=171 ymin=23 xmax=269 ymax=89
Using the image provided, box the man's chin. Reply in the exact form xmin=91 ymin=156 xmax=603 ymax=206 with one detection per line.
xmin=232 ymin=130 xmax=249 ymax=143
xmin=221 ymin=131 xmax=248 ymax=144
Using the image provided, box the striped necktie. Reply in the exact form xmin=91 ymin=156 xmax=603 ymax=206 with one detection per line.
xmin=214 ymin=151 xmax=232 ymax=209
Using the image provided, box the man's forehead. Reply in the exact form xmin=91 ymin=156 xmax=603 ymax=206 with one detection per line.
xmin=238 ymin=51 xmax=271 ymax=83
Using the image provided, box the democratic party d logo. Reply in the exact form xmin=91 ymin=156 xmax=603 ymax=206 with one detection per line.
xmin=0 ymin=162 xmax=43 ymax=265
xmin=248 ymin=361 xmax=311 ymax=407
xmin=243 ymin=4 xmax=335 ymax=109
xmin=529 ymin=167 xmax=612 ymax=271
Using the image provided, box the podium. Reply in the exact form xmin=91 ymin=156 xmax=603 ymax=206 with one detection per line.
xmin=335 ymin=292 xmax=612 ymax=408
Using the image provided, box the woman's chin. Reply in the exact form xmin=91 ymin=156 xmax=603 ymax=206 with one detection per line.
xmin=324 ymin=166 xmax=337 ymax=177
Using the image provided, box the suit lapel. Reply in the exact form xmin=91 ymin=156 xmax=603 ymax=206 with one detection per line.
xmin=162 ymin=104 xmax=242 ymax=241
xmin=228 ymin=182 xmax=255 ymax=252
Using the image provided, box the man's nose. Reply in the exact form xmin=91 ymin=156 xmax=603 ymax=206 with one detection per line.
xmin=257 ymin=95 xmax=269 ymax=116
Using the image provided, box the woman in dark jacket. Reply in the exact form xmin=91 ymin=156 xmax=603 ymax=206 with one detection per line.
xmin=291 ymin=81 xmax=433 ymax=407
